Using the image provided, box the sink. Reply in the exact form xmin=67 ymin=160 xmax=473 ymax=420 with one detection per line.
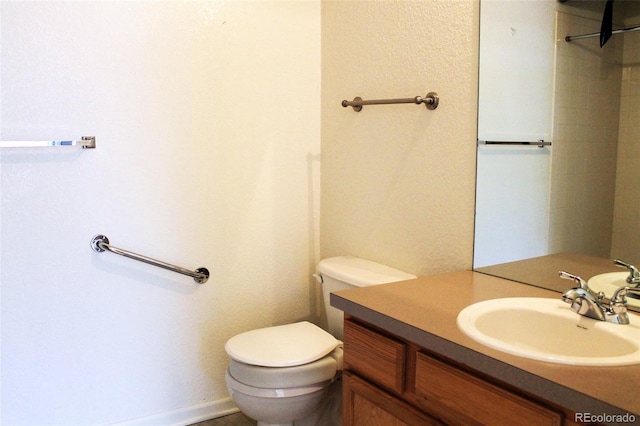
xmin=588 ymin=272 xmax=640 ymax=308
xmin=457 ymin=297 xmax=640 ymax=366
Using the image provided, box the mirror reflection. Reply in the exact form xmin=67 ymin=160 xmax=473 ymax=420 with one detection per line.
xmin=474 ymin=0 xmax=640 ymax=311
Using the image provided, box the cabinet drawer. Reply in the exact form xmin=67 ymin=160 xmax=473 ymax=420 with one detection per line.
xmin=413 ymin=352 xmax=562 ymax=425
xmin=344 ymin=319 xmax=405 ymax=394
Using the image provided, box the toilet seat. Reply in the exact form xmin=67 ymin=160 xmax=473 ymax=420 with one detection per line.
xmin=225 ymin=321 xmax=341 ymax=367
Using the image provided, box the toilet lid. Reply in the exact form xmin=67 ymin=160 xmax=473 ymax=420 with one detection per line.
xmin=318 ymin=256 xmax=416 ymax=287
xmin=225 ymin=321 xmax=340 ymax=367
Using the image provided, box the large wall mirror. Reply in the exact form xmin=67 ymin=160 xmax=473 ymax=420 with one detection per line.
xmin=474 ymin=0 xmax=640 ymax=311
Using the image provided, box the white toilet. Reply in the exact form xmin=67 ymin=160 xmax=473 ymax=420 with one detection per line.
xmin=224 ymin=256 xmax=416 ymax=426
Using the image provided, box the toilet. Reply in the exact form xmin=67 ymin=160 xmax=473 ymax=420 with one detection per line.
xmin=224 ymin=256 xmax=416 ymax=426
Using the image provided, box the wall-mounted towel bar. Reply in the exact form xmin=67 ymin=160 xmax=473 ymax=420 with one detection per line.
xmin=342 ymin=92 xmax=439 ymax=112
xmin=478 ymin=140 xmax=552 ymax=148
xmin=91 ymin=234 xmax=209 ymax=284
xmin=565 ymin=24 xmax=640 ymax=42
xmin=0 ymin=136 xmax=96 ymax=149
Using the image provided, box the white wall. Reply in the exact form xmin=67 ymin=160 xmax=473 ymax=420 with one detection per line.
xmin=0 ymin=1 xmax=320 ymax=424
xmin=477 ymin=0 xmax=555 ymax=143
xmin=320 ymin=1 xmax=479 ymax=276
xmin=474 ymin=0 xmax=556 ymax=268
xmin=474 ymin=146 xmax=550 ymax=267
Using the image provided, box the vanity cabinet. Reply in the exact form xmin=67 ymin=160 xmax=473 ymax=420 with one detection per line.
xmin=343 ymin=316 xmax=595 ymax=426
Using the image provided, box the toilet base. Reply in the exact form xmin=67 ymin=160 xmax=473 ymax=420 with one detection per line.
xmin=293 ymin=376 xmax=342 ymax=426
xmin=226 ymin=371 xmax=342 ymax=426
xmin=253 ymin=377 xmax=342 ymax=426
xmin=231 ymin=387 xmax=327 ymax=425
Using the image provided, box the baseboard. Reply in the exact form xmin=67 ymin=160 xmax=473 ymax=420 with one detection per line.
xmin=111 ymin=397 xmax=240 ymax=426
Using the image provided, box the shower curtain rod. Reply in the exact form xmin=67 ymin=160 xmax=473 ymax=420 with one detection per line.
xmin=565 ymin=24 xmax=640 ymax=42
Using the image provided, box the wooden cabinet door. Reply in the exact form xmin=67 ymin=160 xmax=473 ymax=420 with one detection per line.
xmin=343 ymin=372 xmax=442 ymax=426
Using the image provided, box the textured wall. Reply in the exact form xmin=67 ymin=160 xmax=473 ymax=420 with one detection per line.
xmin=320 ymin=0 xmax=479 ymax=276
xmin=550 ymin=11 xmax=621 ymax=259
xmin=550 ymin=5 xmax=637 ymax=260
xmin=612 ymin=5 xmax=640 ymax=263
xmin=1 ymin=2 xmax=320 ymax=424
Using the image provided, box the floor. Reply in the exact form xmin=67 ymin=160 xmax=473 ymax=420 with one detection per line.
xmin=190 ymin=412 xmax=256 ymax=426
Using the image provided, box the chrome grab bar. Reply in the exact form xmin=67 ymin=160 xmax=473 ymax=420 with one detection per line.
xmin=91 ymin=234 xmax=209 ymax=284
xmin=0 ymin=136 xmax=96 ymax=149
xmin=478 ymin=140 xmax=552 ymax=148
xmin=341 ymin=92 xmax=439 ymax=112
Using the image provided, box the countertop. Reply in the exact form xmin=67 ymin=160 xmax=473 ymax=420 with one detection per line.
xmin=330 ymin=270 xmax=640 ymax=421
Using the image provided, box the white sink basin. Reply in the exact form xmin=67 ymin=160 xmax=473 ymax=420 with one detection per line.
xmin=457 ymin=297 xmax=640 ymax=366
xmin=588 ymin=272 xmax=640 ymax=308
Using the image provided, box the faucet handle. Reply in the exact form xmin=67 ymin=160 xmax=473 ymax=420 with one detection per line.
xmin=611 ymin=286 xmax=640 ymax=305
xmin=606 ymin=286 xmax=640 ymax=324
xmin=558 ymin=270 xmax=603 ymax=300
xmin=613 ymin=259 xmax=640 ymax=285
xmin=558 ymin=271 xmax=589 ymax=289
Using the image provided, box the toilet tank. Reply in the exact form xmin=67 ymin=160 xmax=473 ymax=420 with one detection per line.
xmin=317 ymin=256 xmax=416 ymax=340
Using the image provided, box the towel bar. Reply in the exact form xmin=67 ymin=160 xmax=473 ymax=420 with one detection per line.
xmin=342 ymin=92 xmax=439 ymax=112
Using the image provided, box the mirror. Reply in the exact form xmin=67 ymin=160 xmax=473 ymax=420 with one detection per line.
xmin=474 ymin=0 xmax=640 ymax=311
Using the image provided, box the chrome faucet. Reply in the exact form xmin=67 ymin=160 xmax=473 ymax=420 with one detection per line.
xmin=559 ymin=271 xmax=640 ymax=324
xmin=614 ymin=259 xmax=640 ymax=286
xmin=607 ymin=286 xmax=640 ymax=325
xmin=559 ymin=271 xmax=607 ymax=322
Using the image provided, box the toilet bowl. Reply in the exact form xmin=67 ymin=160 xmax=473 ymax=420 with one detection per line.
xmin=225 ymin=321 xmax=342 ymax=426
xmin=225 ymin=371 xmax=332 ymax=426
xmin=224 ymin=257 xmax=416 ymax=426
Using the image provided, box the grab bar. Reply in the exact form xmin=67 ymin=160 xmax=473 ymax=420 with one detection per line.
xmin=91 ymin=234 xmax=210 ymax=284
xmin=478 ymin=140 xmax=552 ymax=148
xmin=0 ymin=136 xmax=96 ymax=149
xmin=342 ymin=92 xmax=439 ymax=112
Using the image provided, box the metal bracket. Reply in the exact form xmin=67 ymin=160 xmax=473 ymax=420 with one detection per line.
xmin=81 ymin=136 xmax=96 ymax=149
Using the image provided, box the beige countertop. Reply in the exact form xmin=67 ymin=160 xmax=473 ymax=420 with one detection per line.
xmin=331 ymin=270 xmax=640 ymax=421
